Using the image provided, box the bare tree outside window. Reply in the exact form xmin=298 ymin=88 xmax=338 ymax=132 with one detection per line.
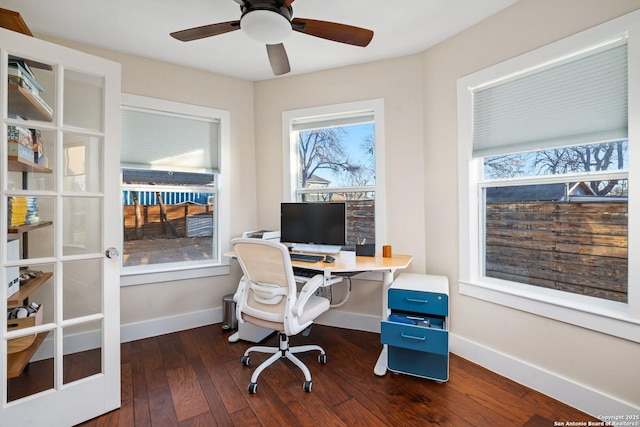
xmin=298 ymin=126 xmax=375 ymax=193
xmin=484 ymin=141 xmax=628 ymax=196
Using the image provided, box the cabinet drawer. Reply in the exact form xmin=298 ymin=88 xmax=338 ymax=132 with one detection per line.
xmin=388 ymin=346 xmax=449 ymax=382
xmin=388 ymin=289 xmax=448 ymax=316
xmin=380 ymin=320 xmax=448 ymax=355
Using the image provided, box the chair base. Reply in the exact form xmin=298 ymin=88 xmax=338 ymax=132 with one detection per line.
xmin=242 ymin=332 xmax=326 ymax=393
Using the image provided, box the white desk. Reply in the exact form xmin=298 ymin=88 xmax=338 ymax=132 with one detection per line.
xmin=224 ymin=250 xmax=413 ymax=375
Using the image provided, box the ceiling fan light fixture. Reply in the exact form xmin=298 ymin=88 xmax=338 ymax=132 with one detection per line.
xmin=241 ymin=9 xmax=292 ymax=44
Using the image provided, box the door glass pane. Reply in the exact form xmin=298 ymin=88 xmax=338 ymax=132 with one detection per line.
xmin=6 ymin=331 xmax=54 ymax=403
xmin=63 ymin=134 xmax=103 ymax=193
xmin=6 ymin=260 xmax=55 ymax=402
xmin=7 ymin=127 xmax=55 ymax=191
xmin=7 ymin=55 xmax=54 ymax=123
xmin=63 ymin=320 xmax=103 ymax=385
xmin=62 ymin=197 xmax=102 ymax=255
xmin=7 ymin=196 xmax=55 ymax=259
xmin=63 ymin=70 xmax=103 ymax=131
xmin=6 ymin=261 xmax=55 ymax=314
xmin=63 ymin=259 xmax=102 ymax=320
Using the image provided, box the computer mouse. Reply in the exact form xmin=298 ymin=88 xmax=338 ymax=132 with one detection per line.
xmin=324 ymin=255 xmax=335 ymax=263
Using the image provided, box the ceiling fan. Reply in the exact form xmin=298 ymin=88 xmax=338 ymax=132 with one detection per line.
xmin=170 ymin=0 xmax=374 ymax=76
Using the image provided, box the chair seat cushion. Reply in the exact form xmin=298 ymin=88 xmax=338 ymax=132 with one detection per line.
xmin=241 ymin=293 xmax=330 ymax=334
xmin=298 ymin=294 xmax=330 ymax=325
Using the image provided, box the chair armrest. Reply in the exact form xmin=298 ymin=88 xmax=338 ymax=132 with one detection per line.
xmin=233 ymin=276 xmax=246 ymax=303
xmin=234 ymin=276 xmax=247 ymax=324
xmin=294 ymin=274 xmax=325 ymax=317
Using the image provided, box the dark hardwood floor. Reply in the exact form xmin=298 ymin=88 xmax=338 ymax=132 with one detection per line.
xmin=71 ymin=324 xmax=594 ymax=426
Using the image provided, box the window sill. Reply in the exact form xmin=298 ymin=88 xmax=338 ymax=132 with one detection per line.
xmin=459 ymin=278 xmax=640 ymax=343
xmin=120 ymin=262 xmax=230 ymax=286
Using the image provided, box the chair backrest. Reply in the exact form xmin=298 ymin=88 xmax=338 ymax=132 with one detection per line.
xmin=232 ymin=238 xmax=298 ymax=332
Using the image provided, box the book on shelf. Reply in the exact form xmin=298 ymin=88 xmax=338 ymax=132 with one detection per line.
xmin=8 ymin=196 xmax=38 ymax=227
xmin=8 ymin=66 xmax=38 ymax=96
xmin=8 ymin=142 xmax=34 ymax=162
xmin=7 ymin=77 xmax=54 ymax=117
xmin=6 ymin=57 xmax=54 ymax=118
xmin=8 ymin=59 xmax=44 ymax=92
xmin=7 ymin=124 xmax=33 ymax=147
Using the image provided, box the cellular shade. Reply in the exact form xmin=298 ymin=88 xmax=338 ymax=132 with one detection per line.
xmin=292 ymin=112 xmax=374 ymax=132
xmin=472 ymin=42 xmax=628 ymax=158
xmin=121 ymin=107 xmax=221 ymax=173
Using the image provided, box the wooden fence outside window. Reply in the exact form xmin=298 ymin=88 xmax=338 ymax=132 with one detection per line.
xmin=485 ymin=201 xmax=628 ymax=302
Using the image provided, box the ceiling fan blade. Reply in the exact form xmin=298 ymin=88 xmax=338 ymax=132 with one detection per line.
xmin=170 ymin=20 xmax=240 ymax=42
xmin=279 ymin=0 xmax=295 ymax=7
xmin=232 ymin=0 xmax=250 ymax=5
xmin=266 ymin=43 xmax=291 ymax=76
xmin=291 ymin=18 xmax=373 ymax=47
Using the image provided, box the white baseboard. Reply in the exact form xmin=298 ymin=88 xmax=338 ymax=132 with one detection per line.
xmin=30 ymin=308 xmax=225 ymax=362
xmin=120 ymin=307 xmax=223 ymax=343
xmin=450 ymin=334 xmax=639 ymax=418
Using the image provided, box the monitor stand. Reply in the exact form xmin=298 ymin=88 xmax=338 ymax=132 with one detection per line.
xmin=292 ymin=244 xmax=342 ymax=255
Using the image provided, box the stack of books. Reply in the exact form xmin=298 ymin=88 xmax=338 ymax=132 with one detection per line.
xmin=8 ymin=58 xmax=53 ymax=117
xmin=7 ymin=124 xmax=34 ymax=162
xmin=8 ymin=196 xmax=38 ymax=227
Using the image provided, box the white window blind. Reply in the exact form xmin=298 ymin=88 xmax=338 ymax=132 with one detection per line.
xmin=292 ymin=111 xmax=374 ymax=132
xmin=121 ymin=106 xmax=221 ymax=173
xmin=472 ymin=41 xmax=628 ymax=158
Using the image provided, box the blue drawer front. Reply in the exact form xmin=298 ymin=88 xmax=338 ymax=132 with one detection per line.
xmin=380 ymin=321 xmax=448 ymax=355
xmin=388 ymin=289 xmax=448 ymax=316
xmin=388 ymin=346 xmax=449 ymax=381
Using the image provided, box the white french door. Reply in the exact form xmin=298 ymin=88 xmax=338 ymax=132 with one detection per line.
xmin=1 ymin=28 xmax=121 ymax=425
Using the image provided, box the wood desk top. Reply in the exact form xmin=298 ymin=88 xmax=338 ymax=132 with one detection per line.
xmin=224 ymin=250 xmax=412 ymax=273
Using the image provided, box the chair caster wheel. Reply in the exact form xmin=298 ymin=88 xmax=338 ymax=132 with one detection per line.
xmin=303 ymin=381 xmax=312 ymax=392
xmin=318 ymin=353 xmax=327 ymax=364
xmin=241 ymin=355 xmax=250 ymax=366
xmin=248 ymin=382 xmax=258 ymax=394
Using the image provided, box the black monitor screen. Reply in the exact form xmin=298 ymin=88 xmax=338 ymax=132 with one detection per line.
xmin=280 ymin=202 xmax=346 ymax=246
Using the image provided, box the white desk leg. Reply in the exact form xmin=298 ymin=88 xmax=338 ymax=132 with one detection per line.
xmin=374 ymin=269 xmax=394 ymax=376
xmin=227 ymin=331 xmax=239 ymax=343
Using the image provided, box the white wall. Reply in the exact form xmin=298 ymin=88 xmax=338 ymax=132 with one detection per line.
xmin=421 ymin=0 xmax=640 ymax=413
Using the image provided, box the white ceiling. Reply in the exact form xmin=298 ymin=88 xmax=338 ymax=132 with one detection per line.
xmin=2 ymin=0 xmax=519 ymax=81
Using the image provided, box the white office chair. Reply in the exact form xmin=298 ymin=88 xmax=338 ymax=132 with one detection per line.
xmin=231 ymin=238 xmax=330 ymax=394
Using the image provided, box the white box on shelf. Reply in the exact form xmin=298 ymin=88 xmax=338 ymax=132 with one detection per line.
xmin=7 ymin=239 xmax=20 ymax=298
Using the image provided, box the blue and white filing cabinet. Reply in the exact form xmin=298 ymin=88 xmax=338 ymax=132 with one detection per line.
xmin=380 ymin=273 xmax=450 ymax=382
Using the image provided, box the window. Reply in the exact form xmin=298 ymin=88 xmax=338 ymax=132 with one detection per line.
xmin=483 ymin=142 xmax=628 ymax=303
xmin=120 ymin=94 xmax=230 ymax=285
xmin=283 ymin=99 xmax=385 ymax=250
xmin=457 ymin=11 xmax=640 ymax=342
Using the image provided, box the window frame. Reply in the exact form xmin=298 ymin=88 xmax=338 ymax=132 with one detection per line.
xmin=282 ymin=99 xmax=386 ymax=252
xmin=119 ymin=94 xmax=230 ymax=286
xmin=457 ymin=11 xmax=640 ymax=342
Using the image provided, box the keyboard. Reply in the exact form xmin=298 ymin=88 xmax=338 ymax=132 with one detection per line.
xmin=293 ymin=267 xmax=319 ymax=278
xmin=290 ymin=253 xmax=324 ymax=263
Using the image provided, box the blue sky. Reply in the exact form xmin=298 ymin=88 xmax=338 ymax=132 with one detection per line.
xmin=310 ymin=122 xmax=374 ymax=186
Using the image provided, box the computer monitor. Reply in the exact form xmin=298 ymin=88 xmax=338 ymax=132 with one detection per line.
xmin=280 ymin=202 xmax=346 ymax=254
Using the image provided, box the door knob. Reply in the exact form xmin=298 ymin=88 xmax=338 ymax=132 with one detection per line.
xmin=105 ymin=247 xmax=119 ymax=259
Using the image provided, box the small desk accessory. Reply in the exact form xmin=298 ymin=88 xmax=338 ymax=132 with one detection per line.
xmin=356 ymin=243 xmax=375 ymax=257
